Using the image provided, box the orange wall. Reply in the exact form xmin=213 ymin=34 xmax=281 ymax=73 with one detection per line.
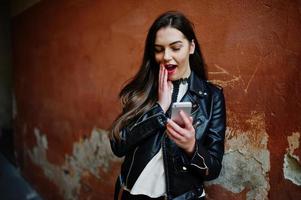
xmin=12 ymin=0 xmax=301 ymax=199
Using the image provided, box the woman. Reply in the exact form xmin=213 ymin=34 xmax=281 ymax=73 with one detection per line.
xmin=110 ymin=11 xmax=226 ymax=200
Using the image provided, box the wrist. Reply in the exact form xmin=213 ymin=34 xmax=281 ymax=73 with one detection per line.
xmin=157 ymin=101 xmax=168 ymax=113
xmin=185 ymin=141 xmax=196 ymax=157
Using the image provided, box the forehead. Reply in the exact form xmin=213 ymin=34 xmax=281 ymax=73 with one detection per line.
xmin=155 ymin=27 xmax=186 ymax=45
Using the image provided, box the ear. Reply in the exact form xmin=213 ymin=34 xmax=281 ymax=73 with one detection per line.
xmin=189 ymin=39 xmax=195 ymax=54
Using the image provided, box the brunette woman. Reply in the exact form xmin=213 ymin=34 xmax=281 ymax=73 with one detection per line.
xmin=110 ymin=11 xmax=226 ymax=200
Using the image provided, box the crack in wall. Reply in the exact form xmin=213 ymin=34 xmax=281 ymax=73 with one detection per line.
xmin=206 ymin=111 xmax=270 ymax=200
xmin=28 ymin=127 xmax=120 ymax=200
xmin=283 ymin=132 xmax=301 ymax=185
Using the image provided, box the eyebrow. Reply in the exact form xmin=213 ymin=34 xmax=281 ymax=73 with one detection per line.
xmin=154 ymin=41 xmax=183 ymax=47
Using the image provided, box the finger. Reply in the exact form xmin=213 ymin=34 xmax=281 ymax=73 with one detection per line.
xmin=160 ymin=66 xmax=165 ymax=89
xmin=166 ymin=131 xmax=181 ymax=144
xmin=166 ymin=125 xmax=184 ymax=141
xmin=167 ymin=119 xmax=186 ymax=137
xmin=159 ymin=65 xmax=163 ymax=90
xmin=167 ymin=81 xmax=173 ymax=93
xmin=163 ymin=66 xmax=168 ymax=88
xmin=179 ymin=110 xmax=193 ymax=129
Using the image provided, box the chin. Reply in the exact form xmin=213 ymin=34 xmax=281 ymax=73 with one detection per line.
xmin=168 ymin=73 xmax=182 ymax=81
xmin=167 ymin=75 xmax=176 ymax=81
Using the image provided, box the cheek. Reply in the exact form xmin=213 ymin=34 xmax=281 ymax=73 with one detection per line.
xmin=155 ymin=54 xmax=162 ymax=63
xmin=175 ymin=54 xmax=187 ymax=64
xmin=177 ymin=51 xmax=190 ymax=63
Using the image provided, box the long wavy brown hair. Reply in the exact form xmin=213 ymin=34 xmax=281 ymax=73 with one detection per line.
xmin=110 ymin=11 xmax=207 ymax=141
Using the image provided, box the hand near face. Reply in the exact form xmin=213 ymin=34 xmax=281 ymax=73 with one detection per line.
xmin=157 ymin=65 xmax=173 ymax=113
xmin=166 ymin=110 xmax=196 ymax=155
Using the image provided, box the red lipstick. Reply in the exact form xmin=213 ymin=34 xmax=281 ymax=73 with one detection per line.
xmin=164 ymin=64 xmax=177 ymax=75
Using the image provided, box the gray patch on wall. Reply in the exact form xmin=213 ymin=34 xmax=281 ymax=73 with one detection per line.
xmin=206 ymin=111 xmax=270 ymax=200
xmin=283 ymin=132 xmax=301 ymax=186
xmin=28 ymin=127 xmax=120 ymax=200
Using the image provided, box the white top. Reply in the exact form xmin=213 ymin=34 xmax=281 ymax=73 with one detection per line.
xmin=130 ymin=82 xmax=188 ymax=197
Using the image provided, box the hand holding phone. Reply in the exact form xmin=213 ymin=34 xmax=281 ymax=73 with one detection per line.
xmin=171 ymin=102 xmax=192 ymax=126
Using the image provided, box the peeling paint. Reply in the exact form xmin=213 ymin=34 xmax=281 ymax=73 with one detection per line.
xmin=206 ymin=112 xmax=270 ymax=200
xmin=28 ymin=127 xmax=119 ymax=200
xmin=286 ymin=132 xmax=300 ymax=157
xmin=33 ymin=128 xmax=48 ymax=150
xmin=283 ymin=132 xmax=301 ymax=186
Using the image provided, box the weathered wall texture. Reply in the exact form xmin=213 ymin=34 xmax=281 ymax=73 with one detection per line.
xmin=12 ymin=0 xmax=301 ymax=199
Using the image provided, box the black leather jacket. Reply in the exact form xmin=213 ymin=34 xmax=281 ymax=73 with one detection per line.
xmin=111 ymin=72 xmax=226 ymax=200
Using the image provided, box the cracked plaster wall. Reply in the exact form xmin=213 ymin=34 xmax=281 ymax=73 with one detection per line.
xmin=206 ymin=112 xmax=270 ymax=200
xmin=283 ymin=132 xmax=301 ymax=186
xmin=28 ymin=127 xmax=119 ymax=200
xmin=12 ymin=0 xmax=301 ymax=199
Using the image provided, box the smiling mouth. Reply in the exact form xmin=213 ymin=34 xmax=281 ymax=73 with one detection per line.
xmin=164 ymin=64 xmax=177 ymax=72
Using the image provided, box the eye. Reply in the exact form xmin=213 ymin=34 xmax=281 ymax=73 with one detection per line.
xmin=172 ymin=47 xmax=181 ymax=51
xmin=154 ymin=47 xmax=164 ymax=53
xmin=171 ymin=45 xmax=182 ymax=51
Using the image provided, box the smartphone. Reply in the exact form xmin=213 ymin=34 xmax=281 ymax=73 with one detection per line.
xmin=171 ymin=102 xmax=192 ymax=125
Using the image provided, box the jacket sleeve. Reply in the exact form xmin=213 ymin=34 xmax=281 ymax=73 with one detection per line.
xmin=189 ymin=87 xmax=226 ymax=181
xmin=110 ymin=103 xmax=167 ymax=157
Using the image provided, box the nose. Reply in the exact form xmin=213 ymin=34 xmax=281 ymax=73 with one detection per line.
xmin=163 ymin=49 xmax=172 ymax=61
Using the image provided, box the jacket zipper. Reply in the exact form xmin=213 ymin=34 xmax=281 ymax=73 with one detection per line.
xmin=191 ymin=105 xmax=199 ymax=116
xmin=187 ymin=93 xmax=200 ymax=117
xmin=125 ymin=147 xmax=139 ymax=186
xmin=162 ymin=133 xmax=170 ymax=199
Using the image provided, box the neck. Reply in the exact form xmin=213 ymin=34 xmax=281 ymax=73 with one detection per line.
xmin=183 ymin=67 xmax=191 ymax=79
xmin=173 ymin=71 xmax=191 ymax=85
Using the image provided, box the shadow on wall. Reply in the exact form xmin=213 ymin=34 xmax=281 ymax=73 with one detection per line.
xmin=0 ymin=0 xmax=14 ymax=164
